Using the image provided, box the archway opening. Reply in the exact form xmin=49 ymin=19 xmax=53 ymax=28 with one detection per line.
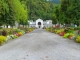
xmin=38 ymin=22 xmax=41 ymax=28
xmin=38 ymin=22 xmax=41 ymax=25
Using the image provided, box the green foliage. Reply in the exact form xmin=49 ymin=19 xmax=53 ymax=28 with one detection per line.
xmin=26 ymin=0 xmax=54 ymax=20
xmin=53 ymin=5 xmax=60 ymax=23
xmin=53 ymin=0 xmax=80 ymax=26
xmin=63 ymin=33 xmax=70 ymax=38
xmin=76 ymin=36 xmax=80 ymax=43
xmin=12 ymin=0 xmax=28 ymax=25
xmin=0 ymin=0 xmax=28 ymax=27
xmin=0 ymin=36 xmax=6 ymax=45
xmin=74 ymin=27 xmax=80 ymax=30
xmin=52 ymin=14 xmax=57 ymax=24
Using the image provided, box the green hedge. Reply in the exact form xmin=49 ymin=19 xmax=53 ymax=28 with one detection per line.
xmin=74 ymin=27 xmax=80 ymax=30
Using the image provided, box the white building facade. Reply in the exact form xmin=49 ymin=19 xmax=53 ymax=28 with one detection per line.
xmin=28 ymin=18 xmax=52 ymax=28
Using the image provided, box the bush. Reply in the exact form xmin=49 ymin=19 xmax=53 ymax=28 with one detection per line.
xmin=1 ymin=30 xmax=7 ymax=36
xmin=74 ymin=27 xmax=80 ymax=30
xmin=59 ymin=31 xmax=66 ymax=36
xmin=8 ymin=29 xmax=14 ymax=35
xmin=14 ymin=35 xmax=18 ymax=38
xmin=0 ymin=36 xmax=6 ymax=45
xmin=76 ymin=36 xmax=80 ymax=43
xmin=46 ymin=28 xmax=49 ymax=31
xmin=17 ymin=32 xmax=22 ymax=36
xmin=63 ymin=33 xmax=70 ymax=38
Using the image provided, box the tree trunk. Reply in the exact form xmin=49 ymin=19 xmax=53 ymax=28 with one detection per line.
xmin=23 ymin=25 xmax=24 ymax=28
xmin=6 ymin=25 xmax=8 ymax=28
xmin=18 ymin=23 xmax=20 ymax=28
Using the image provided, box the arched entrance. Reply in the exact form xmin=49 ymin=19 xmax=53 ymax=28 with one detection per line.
xmin=38 ymin=22 xmax=41 ymax=28
xmin=36 ymin=18 xmax=43 ymax=28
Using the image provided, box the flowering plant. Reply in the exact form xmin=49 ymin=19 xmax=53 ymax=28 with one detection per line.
xmin=76 ymin=36 xmax=80 ymax=43
xmin=0 ymin=36 xmax=6 ymax=45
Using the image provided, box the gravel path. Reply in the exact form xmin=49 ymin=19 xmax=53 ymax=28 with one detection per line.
xmin=0 ymin=29 xmax=80 ymax=60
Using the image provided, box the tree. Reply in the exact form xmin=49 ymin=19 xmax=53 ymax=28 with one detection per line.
xmin=53 ymin=5 xmax=60 ymax=23
xmin=25 ymin=0 xmax=54 ymax=20
xmin=60 ymin=0 xmax=80 ymax=26
xmin=0 ymin=0 xmax=28 ymax=28
xmin=0 ymin=0 xmax=9 ymax=26
xmin=52 ymin=14 xmax=57 ymax=24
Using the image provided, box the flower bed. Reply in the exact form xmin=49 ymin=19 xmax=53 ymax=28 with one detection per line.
xmin=0 ymin=28 xmax=34 ymax=45
xmin=46 ymin=27 xmax=80 ymax=43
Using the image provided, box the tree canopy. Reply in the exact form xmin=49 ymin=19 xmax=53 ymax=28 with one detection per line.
xmin=0 ymin=0 xmax=28 ymax=27
xmin=0 ymin=0 xmax=80 ymax=27
xmin=25 ymin=0 xmax=54 ymax=20
xmin=52 ymin=0 xmax=80 ymax=26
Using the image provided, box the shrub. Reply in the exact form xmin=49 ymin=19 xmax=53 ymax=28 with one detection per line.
xmin=59 ymin=31 xmax=66 ymax=36
xmin=21 ymin=30 xmax=25 ymax=34
xmin=74 ymin=27 xmax=80 ymax=30
xmin=54 ymin=29 xmax=57 ymax=33
xmin=8 ymin=29 xmax=13 ymax=35
xmin=56 ymin=30 xmax=61 ymax=34
xmin=63 ymin=33 xmax=70 ymax=38
xmin=17 ymin=32 xmax=22 ymax=36
xmin=6 ymin=36 xmax=12 ymax=41
xmin=0 ymin=36 xmax=6 ymax=45
xmin=14 ymin=35 xmax=18 ymax=38
xmin=76 ymin=36 xmax=80 ymax=43
xmin=1 ymin=30 xmax=7 ymax=36
xmin=46 ymin=28 xmax=49 ymax=31
xmin=14 ymin=29 xmax=21 ymax=33
xmin=51 ymin=30 xmax=54 ymax=33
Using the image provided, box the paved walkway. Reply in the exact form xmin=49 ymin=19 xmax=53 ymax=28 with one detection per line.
xmin=0 ymin=29 xmax=80 ymax=60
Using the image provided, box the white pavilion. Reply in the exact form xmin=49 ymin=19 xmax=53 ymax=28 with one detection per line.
xmin=28 ymin=18 xmax=52 ymax=28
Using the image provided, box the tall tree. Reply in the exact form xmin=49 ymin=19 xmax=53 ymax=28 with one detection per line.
xmin=60 ymin=0 xmax=80 ymax=26
xmin=53 ymin=0 xmax=80 ymax=27
xmin=25 ymin=0 xmax=54 ymax=20
xmin=0 ymin=0 xmax=28 ymax=27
